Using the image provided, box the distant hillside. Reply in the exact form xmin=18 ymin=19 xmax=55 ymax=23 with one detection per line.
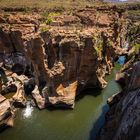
xmin=0 ymin=0 xmax=139 ymax=12
xmin=104 ymin=0 xmax=140 ymax=2
xmin=0 ymin=0 xmax=103 ymax=9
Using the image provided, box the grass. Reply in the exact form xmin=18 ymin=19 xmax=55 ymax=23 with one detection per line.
xmin=128 ymin=9 xmax=140 ymax=15
xmin=42 ymin=12 xmax=60 ymax=24
xmin=0 ymin=0 xmax=139 ymax=13
xmin=93 ymin=34 xmax=104 ymax=56
xmin=40 ymin=26 xmax=49 ymax=32
xmin=0 ymin=0 xmax=105 ymax=11
xmin=134 ymin=43 xmax=140 ymax=53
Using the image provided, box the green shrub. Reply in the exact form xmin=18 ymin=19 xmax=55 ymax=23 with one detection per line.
xmin=40 ymin=26 xmax=48 ymax=32
xmin=42 ymin=12 xmax=49 ymax=19
xmin=94 ymin=35 xmax=103 ymax=55
xmin=42 ymin=12 xmax=60 ymax=25
xmin=45 ymin=17 xmax=53 ymax=25
xmin=134 ymin=43 xmax=140 ymax=53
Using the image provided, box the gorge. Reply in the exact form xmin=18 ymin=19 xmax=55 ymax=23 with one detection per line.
xmin=0 ymin=0 xmax=140 ymax=140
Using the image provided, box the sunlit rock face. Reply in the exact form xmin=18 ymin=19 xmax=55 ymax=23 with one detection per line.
xmin=0 ymin=94 xmax=14 ymax=130
xmin=0 ymin=7 xmax=128 ymax=109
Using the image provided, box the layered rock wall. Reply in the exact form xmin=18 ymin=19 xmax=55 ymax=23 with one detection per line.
xmin=0 ymin=7 xmax=127 ymax=108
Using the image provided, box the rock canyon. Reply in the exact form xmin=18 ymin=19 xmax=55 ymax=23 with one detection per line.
xmin=0 ymin=1 xmax=139 ymax=139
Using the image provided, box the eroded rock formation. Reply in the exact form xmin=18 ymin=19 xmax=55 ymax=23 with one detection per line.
xmin=0 ymin=6 xmax=128 ymax=110
xmin=0 ymin=94 xmax=14 ymax=131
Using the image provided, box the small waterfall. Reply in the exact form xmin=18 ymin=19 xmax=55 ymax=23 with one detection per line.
xmin=123 ymin=40 xmax=129 ymax=50
xmin=22 ymin=101 xmax=33 ymax=119
xmin=117 ymin=56 xmax=126 ymax=65
xmin=124 ymin=42 xmax=129 ymax=50
xmin=118 ymin=41 xmax=129 ymax=65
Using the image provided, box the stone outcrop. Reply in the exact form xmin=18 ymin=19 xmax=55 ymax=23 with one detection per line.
xmin=0 ymin=94 xmax=14 ymax=131
xmin=0 ymin=7 xmax=128 ymax=109
xmin=46 ymin=81 xmax=78 ymax=108
xmin=32 ymin=85 xmax=45 ymax=109
xmin=12 ymin=82 xmax=27 ymax=108
xmin=98 ymin=61 xmax=140 ymax=140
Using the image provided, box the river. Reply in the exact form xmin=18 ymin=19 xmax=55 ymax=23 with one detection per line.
xmin=0 ymin=64 xmax=122 ymax=140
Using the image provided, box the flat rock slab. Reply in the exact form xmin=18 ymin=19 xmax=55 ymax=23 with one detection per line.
xmin=0 ymin=94 xmax=14 ymax=128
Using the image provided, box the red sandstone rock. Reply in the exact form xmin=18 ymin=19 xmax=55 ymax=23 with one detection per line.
xmin=32 ymin=85 xmax=45 ymax=109
xmin=47 ymin=81 xmax=78 ymax=108
xmin=12 ymin=82 xmax=27 ymax=108
xmin=0 ymin=94 xmax=14 ymax=130
xmin=0 ymin=7 xmax=127 ymax=109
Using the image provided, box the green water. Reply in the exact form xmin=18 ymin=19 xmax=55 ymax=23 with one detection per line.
xmin=0 ymin=66 xmax=121 ymax=140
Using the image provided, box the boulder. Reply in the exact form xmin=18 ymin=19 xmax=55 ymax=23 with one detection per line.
xmin=31 ymin=85 xmax=45 ymax=109
xmin=0 ymin=94 xmax=14 ymax=131
xmin=12 ymin=82 xmax=27 ymax=108
xmin=46 ymin=81 xmax=78 ymax=109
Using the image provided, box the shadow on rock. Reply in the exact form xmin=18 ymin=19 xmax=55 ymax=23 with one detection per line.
xmin=89 ymin=104 xmax=109 ymax=140
xmin=76 ymin=88 xmax=102 ymax=102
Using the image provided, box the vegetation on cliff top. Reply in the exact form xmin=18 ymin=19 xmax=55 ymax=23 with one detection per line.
xmin=0 ymin=0 xmax=139 ymax=12
xmin=0 ymin=0 xmax=106 ymax=11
